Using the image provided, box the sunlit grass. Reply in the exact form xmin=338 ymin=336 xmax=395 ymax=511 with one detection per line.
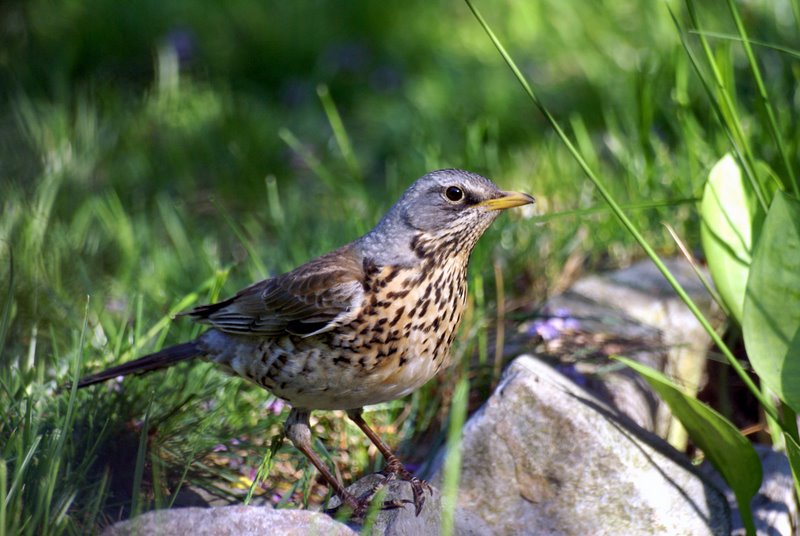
xmin=1 ymin=0 xmax=797 ymax=533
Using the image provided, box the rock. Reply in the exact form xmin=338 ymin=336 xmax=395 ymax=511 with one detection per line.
xmin=700 ymin=444 xmax=797 ymax=536
xmin=569 ymin=258 xmax=719 ymax=445
xmin=329 ymin=474 xmax=443 ymax=535
xmin=432 ymin=355 xmax=730 ymax=536
xmin=102 ymin=505 xmax=357 ymax=536
xmin=102 ymin=475 xmax=453 ymax=536
xmin=532 ymin=291 xmax=665 ymax=433
xmin=520 ymin=258 xmax=720 ymax=447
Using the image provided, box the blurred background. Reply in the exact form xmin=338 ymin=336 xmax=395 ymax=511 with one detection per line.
xmin=1 ymin=0 xmax=797 ymax=531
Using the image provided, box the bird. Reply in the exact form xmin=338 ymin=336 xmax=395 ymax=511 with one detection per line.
xmin=73 ymin=169 xmax=534 ymax=517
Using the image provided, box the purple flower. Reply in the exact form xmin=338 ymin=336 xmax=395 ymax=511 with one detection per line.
xmin=107 ymin=375 xmax=124 ymax=393
xmin=266 ymin=398 xmax=286 ymax=415
xmin=527 ymin=308 xmax=580 ymax=341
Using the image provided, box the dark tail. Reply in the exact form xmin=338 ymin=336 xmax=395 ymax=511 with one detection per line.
xmin=73 ymin=341 xmax=200 ymax=389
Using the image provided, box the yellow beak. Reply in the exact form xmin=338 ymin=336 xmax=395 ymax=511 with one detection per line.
xmin=478 ymin=191 xmax=535 ymax=211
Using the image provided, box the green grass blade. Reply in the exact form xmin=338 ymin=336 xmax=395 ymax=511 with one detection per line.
xmin=6 ymin=435 xmax=42 ymax=512
xmin=279 ymin=128 xmax=337 ymax=189
xmin=0 ymin=247 xmax=12 ymax=359
xmin=678 ymin=1 xmax=769 ymax=211
xmin=464 ymin=0 xmax=778 ymax=422
xmin=317 ymin=84 xmax=362 ymax=181
xmin=440 ymin=375 xmax=468 ymax=536
xmin=131 ymin=400 xmax=153 ymax=518
xmin=529 ymin=197 xmax=698 ymax=224
xmin=689 ymin=30 xmax=800 ymax=60
xmin=60 ymin=296 xmax=91 ymax=462
xmin=0 ymin=458 xmax=7 ymax=536
xmin=213 ymin=198 xmax=269 ymax=278
xmin=115 ymin=291 xmax=202 ymax=365
xmin=360 ymin=486 xmax=386 ymax=536
xmin=724 ymin=0 xmax=797 ymax=195
xmin=785 ymin=432 xmax=800 ymax=501
xmin=615 ymin=356 xmax=761 ymax=536
xmin=244 ymin=432 xmax=283 ymax=505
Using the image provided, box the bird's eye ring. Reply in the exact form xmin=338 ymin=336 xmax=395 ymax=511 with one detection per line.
xmin=445 ymin=186 xmax=464 ymax=202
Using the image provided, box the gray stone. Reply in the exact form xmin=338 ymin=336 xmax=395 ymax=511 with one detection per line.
xmin=433 ymin=355 xmax=730 ymax=536
xmin=535 ymin=290 xmax=666 ymax=433
xmin=520 ymin=258 xmax=720 ymax=448
xmin=329 ymin=474 xmax=443 ymax=535
xmin=569 ymin=258 xmax=720 ymax=444
xmin=102 ymin=505 xmax=357 ymax=536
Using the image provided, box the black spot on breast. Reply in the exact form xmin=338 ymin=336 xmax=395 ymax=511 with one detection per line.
xmin=421 ymin=283 xmax=433 ymax=300
xmin=387 ymin=289 xmax=411 ymax=300
xmin=436 ymin=332 xmax=446 ymax=348
xmin=384 ymin=266 xmax=401 ymax=284
xmin=389 ymin=306 xmax=405 ymax=327
xmin=384 ymin=330 xmax=400 ymax=344
xmin=363 ymin=258 xmax=380 ymax=276
xmin=410 ymin=234 xmax=430 ymax=258
xmin=417 ymin=300 xmax=430 ymax=318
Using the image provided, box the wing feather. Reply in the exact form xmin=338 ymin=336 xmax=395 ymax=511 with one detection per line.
xmin=182 ymin=244 xmax=365 ymax=337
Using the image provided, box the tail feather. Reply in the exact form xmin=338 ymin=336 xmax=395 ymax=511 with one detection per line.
xmin=74 ymin=341 xmax=200 ymax=389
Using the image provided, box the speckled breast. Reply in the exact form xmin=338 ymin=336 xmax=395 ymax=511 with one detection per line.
xmin=256 ymin=260 xmax=467 ymax=410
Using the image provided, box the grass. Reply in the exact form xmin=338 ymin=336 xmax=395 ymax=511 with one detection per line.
xmin=1 ymin=0 xmax=798 ymax=533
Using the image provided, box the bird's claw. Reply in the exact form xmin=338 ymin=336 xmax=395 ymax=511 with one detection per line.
xmin=325 ymin=479 xmax=417 ymax=521
xmin=380 ymin=462 xmax=431 ymax=516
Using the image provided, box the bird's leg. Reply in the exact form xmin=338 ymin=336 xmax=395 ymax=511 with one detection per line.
xmin=347 ymin=408 xmax=431 ymax=515
xmin=285 ymin=408 xmax=364 ymax=517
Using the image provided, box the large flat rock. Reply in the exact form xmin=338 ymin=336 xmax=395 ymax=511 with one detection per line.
xmin=434 ymin=355 xmax=730 ymax=536
xmin=102 ymin=505 xmax=356 ymax=536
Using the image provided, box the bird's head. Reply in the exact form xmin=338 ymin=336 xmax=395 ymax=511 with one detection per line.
xmin=361 ymin=169 xmax=534 ymax=264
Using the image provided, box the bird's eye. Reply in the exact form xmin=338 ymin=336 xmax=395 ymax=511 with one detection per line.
xmin=445 ymin=186 xmax=464 ymax=202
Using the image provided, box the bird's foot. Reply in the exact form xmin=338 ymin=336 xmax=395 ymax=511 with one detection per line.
xmin=380 ymin=460 xmax=431 ymax=516
xmin=324 ymin=483 xmax=414 ymax=521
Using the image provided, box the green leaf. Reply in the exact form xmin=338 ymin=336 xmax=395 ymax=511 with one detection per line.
xmin=785 ymin=433 xmax=800 ymax=502
xmin=615 ymin=356 xmax=761 ymax=535
xmin=743 ymin=191 xmax=800 ymax=413
xmin=700 ymin=154 xmax=757 ymax=323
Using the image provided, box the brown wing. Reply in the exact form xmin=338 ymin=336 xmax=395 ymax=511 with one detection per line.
xmin=182 ymin=244 xmax=365 ymax=337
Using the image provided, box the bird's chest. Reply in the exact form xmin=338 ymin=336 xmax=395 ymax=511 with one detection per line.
xmin=332 ymin=258 xmax=469 ymax=393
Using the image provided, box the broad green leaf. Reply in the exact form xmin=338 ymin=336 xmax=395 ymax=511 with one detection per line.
xmin=743 ymin=191 xmax=800 ymax=413
xmin=785 ymin=433 xmax=800 ymax=502
xmin=615 ymin=356 xmax=761 ymax=535
xmin=700 ymin=154 xmax=757 ymax=324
